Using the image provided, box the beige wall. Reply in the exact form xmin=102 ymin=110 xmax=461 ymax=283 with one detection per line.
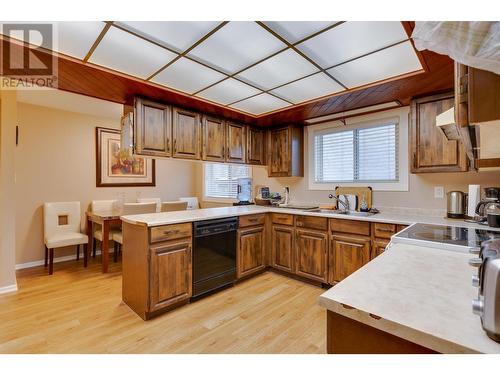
xmin=0 ymin=86 xmax=18 ymax=289
xmin=16 ymin=102 xmax=197 ymax=264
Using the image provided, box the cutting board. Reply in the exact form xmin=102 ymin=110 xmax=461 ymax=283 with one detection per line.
xmin=335 ymin=186 xmax=372 ymax=210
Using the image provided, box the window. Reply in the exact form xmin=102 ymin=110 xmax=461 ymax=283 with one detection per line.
xmin=314 ymin=123 xmax=398 ymax=183
xmin=204 ymin=163 xmax=251 ymax=200
xmin=308 ymin=109 xmax=408 ymax=191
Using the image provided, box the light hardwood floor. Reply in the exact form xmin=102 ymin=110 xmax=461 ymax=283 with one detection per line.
xmin=0 ymin=258 xmax=326 ymax=353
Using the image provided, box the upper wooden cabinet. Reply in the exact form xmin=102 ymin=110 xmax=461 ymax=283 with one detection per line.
xmin=172 ymin=107 xmax=201 ymax=160
xmin=202 ymin=116 xmax=225 ymax=162
xmin=455 ymin=62 xmax=500 ymax=126
xmin=226 ymin=122 xmax=246 ymax=163
xmin=134 ymin=98 xmax=171 ymax=157
xmin=247 ymin=127 xmax=266 ymax=165
xmin=410 ymin=92 xmax=468 ymax=173
xmin=267 ymin=124 xmax=304 ymax=177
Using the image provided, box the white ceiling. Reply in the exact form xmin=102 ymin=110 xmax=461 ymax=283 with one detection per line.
xmin=2 ymin=21 xmax=423 ymax=116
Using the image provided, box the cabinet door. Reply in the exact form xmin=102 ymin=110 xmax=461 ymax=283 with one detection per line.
xmin=329 ymin=235 xmax=371 ymax=284
xmin=371 ymin=239 xmax=389 ymax=260
xmin=172 ymin=107 xmax=201 ymax=159
xmin=268 ymin=127 xmax=290 ymax=176
xmin=226 ymin=122 xmax=246 ymax=163
xmin=295 ymin=229 xmax=327 ymax=283
xmin=247 ymin=127 xmax=266 ymax=165
xmin=272 ymin=225 xmax=294 ymax=273
xmin=150 ymin=240 xmax=192 ymax=312
xmin=134 ymin=98 xmax=171 ymax=157
xmin=410 ymin=92 xmax=467 ymax=173
xmin=237 ymin=226 xmax=265 ymax=278
xmin=202 ymin=116 xmax=225 ymax=162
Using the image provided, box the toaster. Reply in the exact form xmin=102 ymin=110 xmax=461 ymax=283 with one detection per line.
xmin=470 ymin=238 xmax=500 ymax=341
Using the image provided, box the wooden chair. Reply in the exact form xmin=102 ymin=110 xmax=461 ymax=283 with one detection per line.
xmin=112 ymin=202 xmax=157 ymax=261
xmin=161 ymin=201 xmax=188 ymax=212
xmin=179 ymin=197 xmax=200 ymax=210
xmin=43 ymin=201 xmax=88 ymax=275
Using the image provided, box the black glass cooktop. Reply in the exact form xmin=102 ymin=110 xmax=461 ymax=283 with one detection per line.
xmin=396 ymin=223 xmax=500 ymax=248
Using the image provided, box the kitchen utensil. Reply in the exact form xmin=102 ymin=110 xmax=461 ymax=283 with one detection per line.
xmin=335 ymin=186 xmax=372 ymax=210
xmin=447 ymin=191 xmax=467 ymax=218
xmin=486 ymin=203 xmax=500 ymax=227
xmin=475 ymin=187 xmax=500 ymax=222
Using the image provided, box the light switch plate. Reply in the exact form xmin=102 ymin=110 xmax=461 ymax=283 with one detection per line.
xmin=434 ymin=186 xmax=444 ymax=199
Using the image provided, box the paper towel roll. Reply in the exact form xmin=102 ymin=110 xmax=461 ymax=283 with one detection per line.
xmin=468 ymin=185 xmax=481 ymax=218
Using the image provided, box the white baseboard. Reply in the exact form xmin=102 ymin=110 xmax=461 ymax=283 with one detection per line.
xmin=0 ymin=283 xmax=18 ymax=294
xmin=15 ymin=249 xmax=114 ymax=270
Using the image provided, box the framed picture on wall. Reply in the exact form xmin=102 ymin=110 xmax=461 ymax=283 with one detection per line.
xmin=96 ymin=127 xmax=155 ymax=187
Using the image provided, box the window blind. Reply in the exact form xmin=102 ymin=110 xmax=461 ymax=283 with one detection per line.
xmin=314 ymin=123 xmax=398 ymax=183
xmin=204 ymin=163 xmax=251 ymax=199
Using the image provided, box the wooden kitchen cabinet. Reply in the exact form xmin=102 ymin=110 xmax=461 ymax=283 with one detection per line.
xmin=237 ymin=226 xmax=266 ymax=278
xmin=172 ymin=107 xmax=201 ymax=159
xmin=150 ymin=239 xmax=192 ymax=312
xmin=371 ymin=239 xmax=389 ymax=260
xmin=134 ymin=97 xmax=172 ymax=157
xmin=271 ymin=225 xmax=294 ymax=273
xmin=329 ymin=234 xmax=371 ymax=284
xmin=202 ymin=116 xmax=225 ymax=162
xmin=247 ymin=127 xmax=266 ymax=165
xmin=267 ymin=125 xmax=303 ymax=177
xmin=295 ymin=229 xmax=328 ymax=283
xmin=410 ymin=92 xmax=468 ymax=173
xmin=226 ymin=122 xmax=246 ymax=163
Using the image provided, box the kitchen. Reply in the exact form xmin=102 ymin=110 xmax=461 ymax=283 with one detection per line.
xmin=0 ymin=1 xmax=500 ymax=372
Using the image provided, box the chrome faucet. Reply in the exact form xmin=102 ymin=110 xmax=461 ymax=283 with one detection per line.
xmin=328 ymin=194 xmax=349 ymax=212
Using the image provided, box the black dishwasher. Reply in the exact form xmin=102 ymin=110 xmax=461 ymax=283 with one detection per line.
xmin=192 ymin=217 xmax=238 ymax=298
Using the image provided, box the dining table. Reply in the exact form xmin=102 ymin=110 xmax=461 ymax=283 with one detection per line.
xmin=85 ymin=209 xmax=123 ymax=273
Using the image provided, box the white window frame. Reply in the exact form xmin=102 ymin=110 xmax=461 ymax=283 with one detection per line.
xmin=307 ymin=107 xmax=409 ymax=191
xmin=203 ymin=162 xmax=253 ymax=203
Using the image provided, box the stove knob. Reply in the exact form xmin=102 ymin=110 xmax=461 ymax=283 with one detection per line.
xmin=468 ymin=258 xmax=483 ymax=267
xmin=472 ymin=298 xmax=484 ymax=316
xmin=469 ymin=247 xmax=480 ymax=255
xmin=472 ymin=275 xmax=480 ymax=287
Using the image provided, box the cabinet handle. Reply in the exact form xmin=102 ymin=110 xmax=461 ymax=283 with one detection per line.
xmin=163 ymin=229 xmax=180 ymax=236
xmin=376 ymin=228 xmax=394 ymax=233
xmin=341 ymin=303 xmax=355 ymax=310
xmin=173 ymin=139 xmax=177 ymax=153
xmin=369 ymin=313 xmax=382 ymax=320
xmin=248 ymin=218 xmax=258 ymax=222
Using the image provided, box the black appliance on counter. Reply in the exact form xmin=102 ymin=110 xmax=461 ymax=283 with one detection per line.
xmin=192 ymin=217 xmax=238 ymax=299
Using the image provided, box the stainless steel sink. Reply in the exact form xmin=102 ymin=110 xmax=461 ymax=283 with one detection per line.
xmin=306 ymin=209 xmax=376 ymax=217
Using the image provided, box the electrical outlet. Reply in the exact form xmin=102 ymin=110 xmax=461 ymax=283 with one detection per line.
xmin=434 ymin=186 xmax=444 ymax=199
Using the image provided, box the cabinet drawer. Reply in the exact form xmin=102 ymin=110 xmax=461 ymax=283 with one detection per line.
xmin=373 ymin=222 xmax=397 ymax=239
xmin=239 ymin=214 xmax=266 ymax=228
xmin=295 ymin=215 xmax=328 ymax=231
xmin=271 ymin=213 xmax=294 ymax=226
xmin=150 ymin=223 xmax=192 ymax=243
xmin=330 ymin=218 xmax=370 ymax=237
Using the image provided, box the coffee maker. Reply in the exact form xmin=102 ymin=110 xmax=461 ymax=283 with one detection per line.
xmin=475 ymin=187 xmax=500 ymax=224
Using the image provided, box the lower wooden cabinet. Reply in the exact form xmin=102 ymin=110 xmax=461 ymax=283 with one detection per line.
xmin=295 ymin=229 xmax=328 ymax=283
xmin=237 ymin=226 xmax=265 ymax=278
xmin=329 ymin=234 xmax=371 ymax=284
xmin=371 ymin=239 xmax=390 ymax=260
xmin=272 ymin=225 xmax=294 ymax=273
xmin=150 ymin=240 xmax=192 ymax=312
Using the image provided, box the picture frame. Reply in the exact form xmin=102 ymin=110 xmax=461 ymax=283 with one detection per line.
xmin=95 ymin=127 xmax=155 ymax=187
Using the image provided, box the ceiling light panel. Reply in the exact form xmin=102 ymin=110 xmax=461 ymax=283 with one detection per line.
xmin=327 ymin=41 xmax=422 ymax=88
xmin=187 ymin=21 xmax=286 ymax=74
xmin=236 ymin=49 xmax=318 ymax=90
xmin=263 ymin=21 xmax=336 ymax=43
xmin=230 ymin=93 xmax=290 ymax=115
xmin=151 ymin=57 xmax=225 ymax=94
xmin=270 ymin=72 xmax=344 ymax=104
xmin=53 ymin=22 xmax=106 ymax=59
xmin=117 ymin=21 xmax=220 ymax=52
xmin=89 ymin=25 xmax=177 ymax=79
xmin=297 ymin=21 xmax=409 ymax=68
xmin=196 ymin=78 xmax=261 ymax=105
